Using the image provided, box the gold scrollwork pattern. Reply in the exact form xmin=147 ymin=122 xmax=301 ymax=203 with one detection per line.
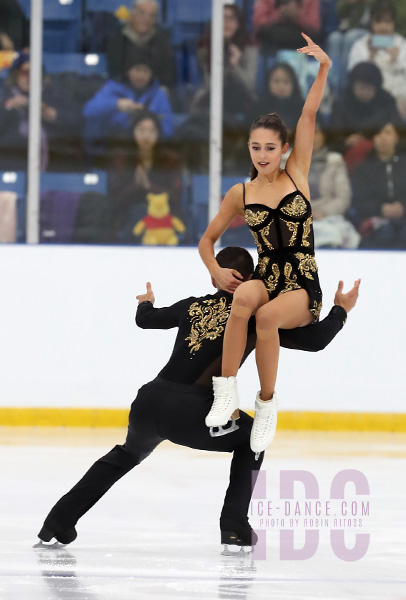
xmin=302 ymin=216 xmax=312 ymax=247
xmin=295 ymin=252 xmax=318 ymax=280
xmin=310 ymin=300 xmax=322 ymax=321
xmin=260 ymin=220 xmax=275 ymax=250
xmin=245 ymin=209 xmax=269 ymax=227
xmin=186 ymin=297 xmax=231 ymax=353
xmin=265 ymin=263 xmax=280 ymax=293
xmin=258 ymin=256 xmax=270 ymax=277
xmin=280 ymin=194 xmax=307 ymax=217
xmin=280 ymin=262 xmax=301 ymax=293
xmin=251 ymin=230 xmax=263 ymax=254
xmin=280 ymin=218 xmax=299 ymax=246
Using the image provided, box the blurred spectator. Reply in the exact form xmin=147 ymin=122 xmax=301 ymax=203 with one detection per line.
xmin=253 ymin=0 xmax=320 ymax=34
xmin=249 ymin=62 xmax=303 ymax=135
xmin=254 ymin=0 xmax=321 ymax=56
xmin=351 ymin=122 xmax=406 ymax=248
xmin=106 ymin=0 xmax=176 ymax=88
xmin=309 ymin=121 xmax=359 ymax=248
xmin=347 ymin=0 xmax=406 ymax=119
xmin=329 ymin=62 xmax=402 ymax=158
xmin=108 ymin=111 xmax=184 ymax=243
xmin=83 ymin=53 xmax=174 ymax=161
xmin=0 ymin=0 xmax=29 ymax=52
xmin=0 ymin=52 xmax=82 ymax=171
xmin=197 ymin=4 xmax=258 ymax=103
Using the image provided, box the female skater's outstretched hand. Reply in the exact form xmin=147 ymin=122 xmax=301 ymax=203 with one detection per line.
xmin=297 ymin=33 xmax=331 ymax=66
xmin=136 ymin=282 xmax=155 ymax=305
xmin=334 ymin=279 xmax=361 ymax=313
xmin=213 ymin=267 xmax=244 ymax=294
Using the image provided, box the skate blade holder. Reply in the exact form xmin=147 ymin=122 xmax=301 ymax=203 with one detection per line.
xmin=33 ymin=540 xmax=66 ymax=549
xmin=222 ymin=544 xmax=253 ymax=556
xmin=209 ymin=419 xmax=239 ymax=438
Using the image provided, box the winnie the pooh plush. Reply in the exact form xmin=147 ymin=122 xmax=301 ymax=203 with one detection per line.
xmin=133 ymin=192 xmax=185 ymax=245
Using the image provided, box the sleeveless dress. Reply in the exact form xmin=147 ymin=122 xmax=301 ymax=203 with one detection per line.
xmin=243 ymin=171 xmax=323 ymax=322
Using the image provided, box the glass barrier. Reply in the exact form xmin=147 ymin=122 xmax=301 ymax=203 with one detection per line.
xmin=1 ymin=0 xmax=406 ymax=249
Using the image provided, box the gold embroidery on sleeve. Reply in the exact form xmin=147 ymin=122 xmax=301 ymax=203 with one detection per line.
xmin=186 ymin=298 xmax=231 ymax=353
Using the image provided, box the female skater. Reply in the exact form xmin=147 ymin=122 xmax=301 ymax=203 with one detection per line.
xmin=199 ymin=34 xmax=332 ymax=453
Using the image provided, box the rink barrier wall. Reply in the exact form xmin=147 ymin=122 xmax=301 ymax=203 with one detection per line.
xmin=1 ymin=408 xmax=406 ymax=431
xmin=1 ymin=246 xmax=405 ymax=419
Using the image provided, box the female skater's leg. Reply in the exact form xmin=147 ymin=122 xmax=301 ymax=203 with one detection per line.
xmin=251 ymin=289 xmax=313 ymax=452
xmin=206 ymin=280 xmax=268 ymax=428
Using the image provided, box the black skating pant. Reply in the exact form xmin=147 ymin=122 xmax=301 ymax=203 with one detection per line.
xmin=43 ymin=377 xmax=264 ymax=533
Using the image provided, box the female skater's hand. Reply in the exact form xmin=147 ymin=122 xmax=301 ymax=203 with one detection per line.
xmin=297 ymin=33 xmax=331 ymax=66
xmin=136 ymin=282 xmax=155 ymax=305
xmin=334 ymin=279 xmax=361 ymax=313
xmin=213 ymin=267 xmax=244 ymax=294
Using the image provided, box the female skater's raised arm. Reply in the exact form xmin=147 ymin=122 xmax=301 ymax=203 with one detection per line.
xmin=198 ymin=184 xmax=245 ymax=293
xmin=287 ymin=34 xmax=331 ymax=182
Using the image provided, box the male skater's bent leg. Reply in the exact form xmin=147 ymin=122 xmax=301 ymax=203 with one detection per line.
xmin=38 ymin=382 xmax=164 ymax=544
xmin=155 ymin=378 xmax=264 ymax=546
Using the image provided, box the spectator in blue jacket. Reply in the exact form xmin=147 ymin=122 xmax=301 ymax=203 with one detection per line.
xmin=83 ymin=53 xmax=174 ymax=161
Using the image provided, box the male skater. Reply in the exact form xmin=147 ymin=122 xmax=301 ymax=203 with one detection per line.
xmin=37 ymin=247 xmax=359 ymax=552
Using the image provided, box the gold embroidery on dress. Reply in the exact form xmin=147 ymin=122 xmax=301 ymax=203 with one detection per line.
xmin=310 ymin=300 xmax=322 ymax=321
xmin=186 ymin=297 xmax=231 ymax=353
xmin=245 ymin=209 xmax=268 ymax=227
xmin=281 ymin=194 xmax=307 ymax=217
xmin=259 ymin=220 xmax=274 ymax=250
xmin=295 ymin=253 xmax=318 ymax=280
xmin=265 ymin=263 xmax=280 ymax=293
xmin=258 ymin=256 xmax=270 ymax=277
xmin=280 ymin=262 xmax=301 ymax=293
xmin=280 ymin=218 xmax=299 ymax=246
xmin=302 ymin=216 xmax=312 ymax=247
xmin=251 ymin=230 xmax=263 ymax=254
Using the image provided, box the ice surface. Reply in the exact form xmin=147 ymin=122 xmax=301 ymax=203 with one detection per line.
xmin=0 ymin=428 xmax=405 ymax=600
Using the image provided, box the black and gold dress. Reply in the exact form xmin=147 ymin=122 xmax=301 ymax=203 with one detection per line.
xmin=243 ymin=171 xmax=322 ymax=322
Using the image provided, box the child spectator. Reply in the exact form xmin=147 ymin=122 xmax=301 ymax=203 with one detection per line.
xmin=83 ymin=54 xmax=174 ymax=161
xmin=351 ymin=121 xmax=406 ymax=248
xmin=347 ymin=0 xmax=406 ymax=118
xmin=106 ymin=0 xmax=175 ymax=89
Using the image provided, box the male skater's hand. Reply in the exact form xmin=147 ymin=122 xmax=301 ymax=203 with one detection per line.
xmin=136 ymin=282 xmax=155 ymax=305
xmin=334 ymin=279 xmax=361 ymax=313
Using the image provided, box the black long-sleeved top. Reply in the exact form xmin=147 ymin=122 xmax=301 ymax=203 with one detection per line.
xmin=136 ymin=290 xmax=347 ymax=387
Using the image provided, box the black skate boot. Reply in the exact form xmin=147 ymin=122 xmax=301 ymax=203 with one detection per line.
xmin=220 ymin=517 xmax=257 ymax=556
xmin=37 ymin=518 xmax=77 ymax=546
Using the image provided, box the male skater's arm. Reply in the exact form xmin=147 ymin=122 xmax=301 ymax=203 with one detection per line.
xmin=279 ymin=279 xmax=360 ymax=352
xmin=135 ymin=282 xmax=194 ymax=330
